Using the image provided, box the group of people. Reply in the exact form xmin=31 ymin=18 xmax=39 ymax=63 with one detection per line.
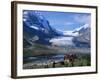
xmin=44 ymin=53 xmax=77 ymax=68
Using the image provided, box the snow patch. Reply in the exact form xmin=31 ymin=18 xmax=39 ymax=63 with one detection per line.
xmin=23 ymin=18 xmax=27 ymax=22
xmin=29 ymin=25 xmax=39 ymax=30
xmin=63 ymin=31 xmax=79 ymax=37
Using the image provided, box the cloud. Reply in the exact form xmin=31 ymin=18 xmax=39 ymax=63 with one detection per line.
xmin=74 ymin=14 xmax=91 ymax=25
xmin=65 ymin=22 xmax=74 ymax=25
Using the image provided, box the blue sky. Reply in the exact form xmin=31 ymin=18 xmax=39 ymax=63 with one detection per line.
xmin=26 ymin=10 xmax=91 ymax=31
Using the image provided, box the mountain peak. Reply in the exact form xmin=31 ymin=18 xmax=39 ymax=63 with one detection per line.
xmin=73 ymin=24 xmax=89 ymax=33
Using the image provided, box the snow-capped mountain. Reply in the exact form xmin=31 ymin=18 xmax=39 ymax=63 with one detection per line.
xmin=23 ymin=10 xmax=63 ymax=47
xmin=50 ymin=24 xmax=90 ymax=48
xmin=62 ymin=24 xmax=90 ymax=37
xmin=73 ymin=24 xmax=90 ymax=43
xmin=23 ymin=10 xmax=90 ymax=48
xmin=72 ymin=24 xmax=90 ymax=48
xmin=73 ymin=24 xmax=89 ymax=32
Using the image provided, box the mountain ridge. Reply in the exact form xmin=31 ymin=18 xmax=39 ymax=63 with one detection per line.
xmin=23 ymin=10 xmax=90 ymax=48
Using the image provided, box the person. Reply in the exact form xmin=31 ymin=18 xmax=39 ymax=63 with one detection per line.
xmin=52 ymin=61 xmax=56 ymax=68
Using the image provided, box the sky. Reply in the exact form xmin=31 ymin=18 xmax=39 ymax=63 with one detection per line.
xmin=25 ymin=10 xmax=91 ymax=31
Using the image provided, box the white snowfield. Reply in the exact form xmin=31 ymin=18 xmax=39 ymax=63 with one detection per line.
xmin=49 ymin=37 xmax=74 ymax=46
